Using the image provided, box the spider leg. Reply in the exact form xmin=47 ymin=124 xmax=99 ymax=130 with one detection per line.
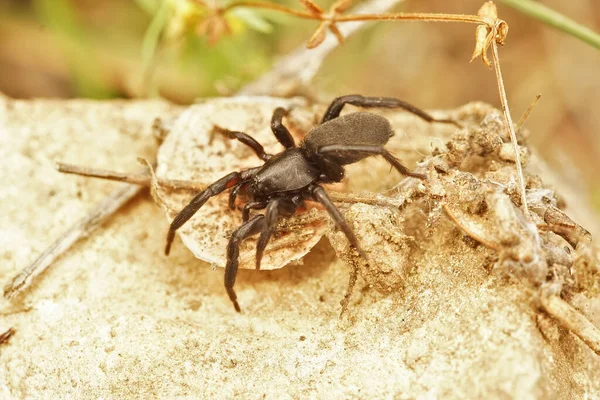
xmin=309 ymin=184 xmax=367 ymax=260
xmin=321 ymin=94 xmax=460 ymax=127
xmin=271 ymin=107 xmax=295 ymax=148
xmin=214 ymin=126 xmax=271 ymax=161
xmin=225 ymin=215 xmax=266 ymax=312
xmin=228 ymin=182 xmax=247 ymax=210
xmin=165 ymin=168 xmax=259 ymax=255
xmin=318 ymin=144 xmax=426 ymax=180
xmin=255 ymin=196 xmax=302 ymax=270
xmin=255 ymin=199 xmax=281 ymax=271
xmin=242 ymin=201 xmax=268 ymax=222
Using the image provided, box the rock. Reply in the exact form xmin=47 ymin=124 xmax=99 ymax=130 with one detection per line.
xmin=1 ymin=97 xmax=599 ymax=398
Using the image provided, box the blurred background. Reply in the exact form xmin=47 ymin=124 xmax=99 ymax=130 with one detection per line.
xmin=0 ymin=0 xmax=598 ymax=209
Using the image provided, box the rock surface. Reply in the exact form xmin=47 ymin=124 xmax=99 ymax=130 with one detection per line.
xmin=1 ymin=96 xmax=599 ymax=399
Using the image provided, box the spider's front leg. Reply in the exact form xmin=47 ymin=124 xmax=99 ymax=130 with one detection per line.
xmin=270 ymin=107 xmax=296 ymax=148
xmin=165 ymin=167 xmax=259 ymax=255
xmin=213 ymin=126 xmax=271 ymax=161
xmin=225 ymin=215 xmax=266 ymax=312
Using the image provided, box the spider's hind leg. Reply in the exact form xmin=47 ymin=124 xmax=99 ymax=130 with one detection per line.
xmin=317 ymin=144 xmax=426 ymax=180
xmin=321 ymin=94 xmax=459 ymax=127
xmin=309 ymin=184 xmax=366 ymax=260
xmin=255 ymin=196 xmax=301 ymax=271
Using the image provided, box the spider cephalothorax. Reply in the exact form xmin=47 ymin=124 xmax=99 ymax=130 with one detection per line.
xmin=164 ymin=95 xmax=458 ymax=312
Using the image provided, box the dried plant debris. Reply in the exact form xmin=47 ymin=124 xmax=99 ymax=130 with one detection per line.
xmin=122 ymin=97 xmax=598 ymax=353
xmin=154 ymin=99 xmax=597 ymax=297
xmin=0 ymin=327 xmax=15 ymax=346
xmin=308 ymin=100 xmax=598 ymax=353
xmin=155 ymin=97 xmax=330 ymax=270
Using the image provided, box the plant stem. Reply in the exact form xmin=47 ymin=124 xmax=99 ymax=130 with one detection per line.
xmin=336 ymin=12 xmax=483 ymax=24
xmin=491 ymin=38 xmax=530 ymax=219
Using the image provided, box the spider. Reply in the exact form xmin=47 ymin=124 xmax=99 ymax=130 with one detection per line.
xmin=164 ymin=95 xmax=458 ymax=312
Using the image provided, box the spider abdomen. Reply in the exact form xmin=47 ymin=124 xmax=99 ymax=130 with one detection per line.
xmin=301 ymin=112 xmax=394 ymax=164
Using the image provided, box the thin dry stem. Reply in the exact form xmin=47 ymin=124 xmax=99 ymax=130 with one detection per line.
xmin=335 ymin=12 xmax=483 ymax=24
xmin=57 ymin=162 xmax=406 ymax=209
xmin=516 ymin=94 xmax=541 ymax=131
xmin=57 ymin=162 xmax=206 ymax=191
xmin=3 ymin=183 xmax=141 ymax=299
xmin=490 ymin=37 xmax=530 ymax=220
xmin=222 ymin=0 xmax=486 ymax=25
xmin=221 ymin=0 xmax=317 ymax=19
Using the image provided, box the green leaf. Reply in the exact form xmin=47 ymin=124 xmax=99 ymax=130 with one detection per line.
xmin=499 ymin=0 xmax=600 ymax=50
xmin=140 ymin=1 xmax=171 ymax=95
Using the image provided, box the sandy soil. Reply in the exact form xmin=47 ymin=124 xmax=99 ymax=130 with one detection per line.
xmin=1 ymin=96 xmax=599 ymax=399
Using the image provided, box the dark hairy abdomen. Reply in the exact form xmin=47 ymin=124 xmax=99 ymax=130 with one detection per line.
xmin=301 ymin=112 xmax=394 ymax=164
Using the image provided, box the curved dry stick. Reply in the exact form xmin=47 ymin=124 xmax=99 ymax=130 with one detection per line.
xmin=442 ymin=203 xmax=502 ymax=251
xmin=540 ymin=294 xmax=600 ymax=356
xmin=3 ymin=183 xmax=141 ymax=299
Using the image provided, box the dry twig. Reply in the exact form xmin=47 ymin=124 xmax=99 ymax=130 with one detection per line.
xmin=442 ymin=204 xmax=501 ymax=251
xmin=0 ymin=327 xmax=15 ymax=345
xmin=3 ymin=183 xmax=141 ymax=299
xmin=58 ymin=162 xmax=205 ymax=192
xmin=56 ymin=163 xmax=406 ymax=210
xmin=540 ymin=293 xmax=600 ymax=356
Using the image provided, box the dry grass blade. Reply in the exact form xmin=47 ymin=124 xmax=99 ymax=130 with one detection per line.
xmin=516 ymin=94 xmax=542 ymax=131
xmin=57 ymin=162 xmax=206 ymax=191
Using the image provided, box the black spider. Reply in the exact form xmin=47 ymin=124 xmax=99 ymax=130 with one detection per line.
xmin=164 ymin=95 xmax=458 ymax=312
